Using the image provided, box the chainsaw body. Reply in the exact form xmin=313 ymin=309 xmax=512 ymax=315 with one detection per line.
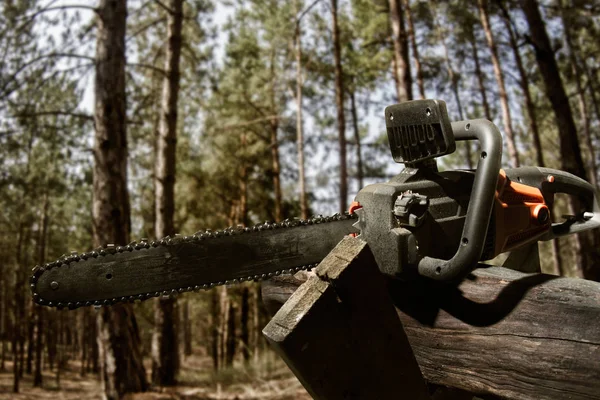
xmin=357 ymin=100 xmax=600 ymax=282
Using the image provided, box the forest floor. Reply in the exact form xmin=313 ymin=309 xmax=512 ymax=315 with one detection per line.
xmin=0 ymin=351 xmax=311 ymax=399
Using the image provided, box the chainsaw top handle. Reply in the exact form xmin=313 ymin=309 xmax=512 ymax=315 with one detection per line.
xmin=416 ymin=119 xmax=503 ymax=281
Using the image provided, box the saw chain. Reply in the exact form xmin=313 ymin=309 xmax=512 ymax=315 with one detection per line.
xmin=31 ymin=213 xmax=358 ymax=310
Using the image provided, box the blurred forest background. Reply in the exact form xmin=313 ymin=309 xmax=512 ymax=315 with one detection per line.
xmin=0 ymin=0 xmax=599 ymax=398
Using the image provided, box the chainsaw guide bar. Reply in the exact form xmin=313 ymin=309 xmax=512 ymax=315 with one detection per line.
xmin=31 ymin=213 xmax=358 ymax=310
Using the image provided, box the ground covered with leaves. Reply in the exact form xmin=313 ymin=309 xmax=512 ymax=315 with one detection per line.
xmin=0 ymin=352 xmax=310 ymax=400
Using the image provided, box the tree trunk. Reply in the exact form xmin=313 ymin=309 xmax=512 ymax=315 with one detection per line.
xmin=388 ymin=0 xmax=412 ymax=102
xmin=500 ymin=7 xmax=544 ymax=168
xmin=469 ymin=31 xmax=492 ymax=121
xmin=478 ymin=0 xmax=519 ymax=168
xmin=559 ymin=0 xmax=598 ymax=188
xmin=211 ymin=286 xmax=229 ymax=371
xmin=241 ymin=287 xmax=250 ymax=362
xmin=12 ymin=292 xmax=19 ymax=393
xmin=433 ymin=8 xmax=472 ymax=169
xmin=521 ymin=0 xmax=600 ymax=281
xmin=350 ymin=90 xmax=364 ymax=190
xmin=294 ymin=0 xmax=308 ymax=220
xmin=152 ymin=0 xmax=183 ymax=386
xmin=94 ymin=1 xmax=148 ymax=398
xmin=270 ymin=118 xmax=283 ymax=222
xmin=268 ymin=49 xmax=283 ymax=223
xmin=403 ymin=0 xmax=424 ymax=99
xmin=183 ymin=300 xmax=192 ymax=357
xmin=331 ymin=0 xmax=348 ymax=213
xmin=239 ymin=135 xmax=249 ymax=227
xmin=225 ymin=303 xmax=236 ymax=367
xmin=0 ymin=264 xmax=5 ymax=372
xmin=251 ymin=285 xmax=260 ymax=362
xmin=33 ymin=193 xmax=49 ymax=386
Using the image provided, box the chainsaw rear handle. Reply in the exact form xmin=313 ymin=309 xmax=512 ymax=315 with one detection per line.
xmin=503 ymin=167 xmax=600 ymax=239
xmin=418 ymin=119 xmax=502 ymax=281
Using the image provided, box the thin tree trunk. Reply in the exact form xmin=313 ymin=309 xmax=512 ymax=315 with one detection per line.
xmin=225 ymin=303 xmax=236 ymax=367
xmin=94 ymin=1 xmax=148 ymax=398
xmin=12 ymin=329 xmax=19 ymax=392
xmin=332 ymin=0 xmax=348 ymax=213
xmin=403 ymin=0 xmax=424 ymax=98
xmin=499 ymin=5 xmax=544 ymax=167
xmin=211 ymin=289 xmax=219 ymax=370
xmin=251 ymin=285 xmax=259 ymax=362
xmin=478 ymin=0 xmax=519 ymax=168
xmin=239 ymin=133 xmax=249 ymax=226
xmin=241 ymin=287 xmax=250 ymax=362
xmin=183 ymin=300 xmax=192 ymax=357
xmin=219 ymin=287 xmax=228 ymax=369
xmin=469 ymin=32 xmax=492 ymax=121
xmin=433 ymin=8 xmax=472 ymax=169
xmin=0 ymin=264 xmax=5 ymax=372
xmin=12 ymin=284 xmax=19 ymax=393
xmin=33 ymin=193 xmax=49 ymax=386
xmin=389 ymin=0 xmax=412 ymax=102
xmin=294 ymin=0 xmax=308 ymax=220
xmin=350 ymin=90 xmax=364 ymax=190
xmin=46 ymin=311 xmax=56 ymax=371
xmin=270 ymin=119 xmax=283 ymax=222
xmin=583 ymin=61 xmax=600 ymax=125
xmin=269 ymin=49 xmax=283 ymax=223
xmin=79 ymin=310 xmax=87 ymax=377
xmin=522 ymin=0 xmax=599 ymax=281
xmin=152 ymin=0 xmax=183 ymax=387
xmin=560 ymin=0 xmax=597 ymax=188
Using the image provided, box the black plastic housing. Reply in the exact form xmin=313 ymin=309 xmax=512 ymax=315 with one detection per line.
xmin=385 ymin=99 xmax=456 ymax=164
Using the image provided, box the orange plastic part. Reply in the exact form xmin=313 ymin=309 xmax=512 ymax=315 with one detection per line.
xmin=348 ymin=201 xmax=362 ymax=237
xmin=491 ymin=170 xmax=551 ymax=257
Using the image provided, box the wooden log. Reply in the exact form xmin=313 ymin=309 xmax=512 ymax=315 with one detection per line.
xmin=263 ymin=252 xmax=600 ymax=400
xmin=263 ymin=237 xmax=431 ymax=400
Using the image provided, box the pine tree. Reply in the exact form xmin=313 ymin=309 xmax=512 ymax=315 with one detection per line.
xmin=93 ymin=1 xmax=148 ymax=398
xmin=152 ymin=0 xmax=184 ymax=386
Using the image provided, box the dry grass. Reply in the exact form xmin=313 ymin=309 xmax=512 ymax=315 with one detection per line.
xmin=0 ymin=352 xmax=311 ymax=400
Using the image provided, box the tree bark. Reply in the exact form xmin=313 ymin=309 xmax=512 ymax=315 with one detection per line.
xmin=389 ymin=0 xmax=412 ymax=102
xmin=478 ymin=0 xmax=519 ymax=168
xmin=521 ymin=0 xmax=600 ymax=281
xmin=152 ymin=0 xmax=183 ymax=386
xmin=94 ymin=1 xmax=148 ymax=398
xmin=331 ymin=0 xmax=348 ymax=213
xmin=403 ymin=0 xmax=424 ymax=99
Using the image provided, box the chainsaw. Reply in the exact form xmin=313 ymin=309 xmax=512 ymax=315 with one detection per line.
xmin=30 ymin=99 xmax=600 ymax=309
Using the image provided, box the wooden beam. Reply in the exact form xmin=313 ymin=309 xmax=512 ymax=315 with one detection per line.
xmin=263 ymin=237 xmax=431 ymax=400
xmin=263 ymin=253 xmax=600 ymax=400
xmin=390 ymin=266 xmax=600 ymax=400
